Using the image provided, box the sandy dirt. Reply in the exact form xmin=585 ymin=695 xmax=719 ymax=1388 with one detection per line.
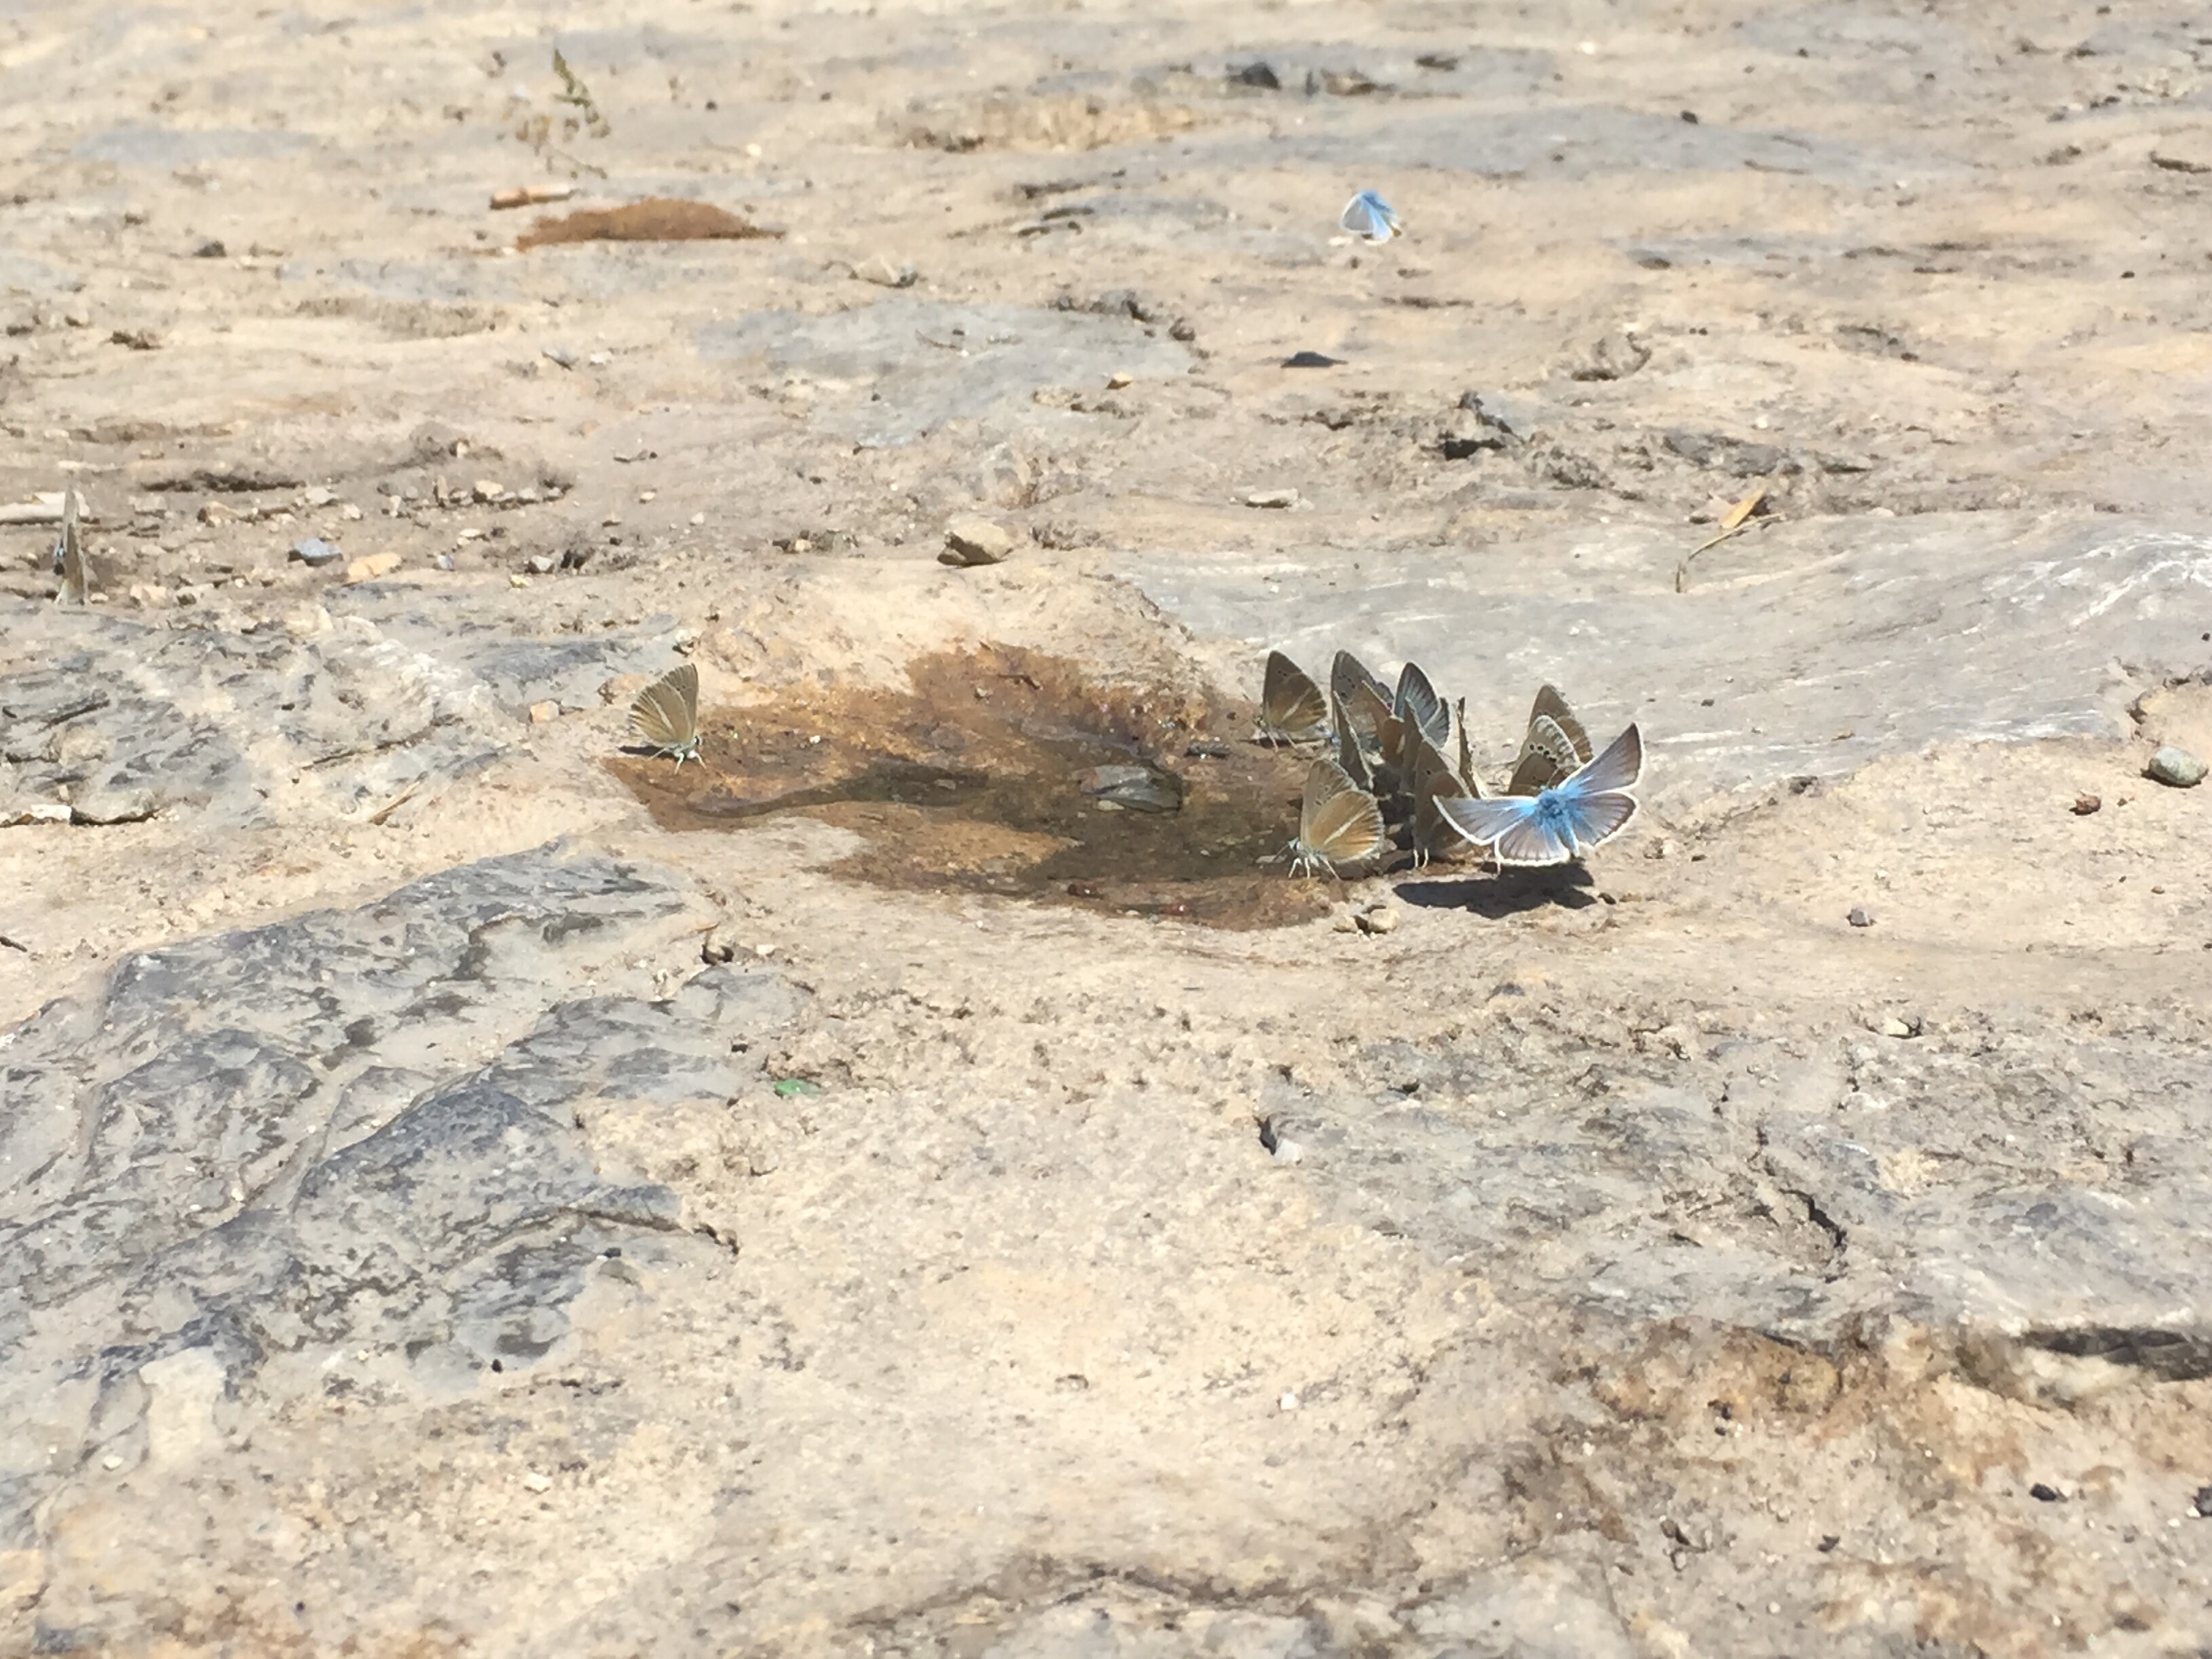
xmin=5 ymin=1 xmax=2212 ymax=1655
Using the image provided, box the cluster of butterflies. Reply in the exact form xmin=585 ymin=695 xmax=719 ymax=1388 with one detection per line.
xmin=1258 ymin=649 xmax=1644 ymax=878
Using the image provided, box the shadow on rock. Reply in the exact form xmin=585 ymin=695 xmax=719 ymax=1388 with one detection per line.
xmin=1394 ymin=864 xmax=1598 ymax=915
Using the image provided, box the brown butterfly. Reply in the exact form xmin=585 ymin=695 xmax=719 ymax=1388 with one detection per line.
xmin=1257 ymin=650 xmax=1329 ymax=745
xmin=1505 ymin=684 xmax=1593 ymax=796
xmin=629 ymin=664 xmax=702 ymax=765
xmin=1286 ymin=757 xmax=1387 ymax=878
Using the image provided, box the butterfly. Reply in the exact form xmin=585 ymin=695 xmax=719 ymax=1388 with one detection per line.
xmin=1339 ymin=189 xmax=1402 ymax=243
xmin=53 ymin=489 xmax=85 ymax=605
xmin=1286 ymin=757 xmax=1387 ymax=878
xmin=629 ymin=663 xmax=702 ymax=765
xmin=1436 ymin=723 xmax=1643 ymax=866
xmin=1257 ymin=650 xmax=1329 ymax=745
xmin=1330 ymin=650 xmax=1391 ymax=719
xmin=1453 ymin=695 xmax=1487 ymax=797
xmin=1409 ymin=734 xmax=1481 ymax=868
xmin=1338 ymin=678 xmax=1405 ymax=792
xmin=1394 ymin=661 xmax=1450 ymax=751
xmin=1504 ymin=684 xmax=1593 ymax=796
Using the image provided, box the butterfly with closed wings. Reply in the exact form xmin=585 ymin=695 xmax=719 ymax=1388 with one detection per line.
xmin=629 ymin=663 xmax=703 ymax=766
xmin=1285 ymin=757 xmax=1388 ymax=878
xmin=1436 ymin=723 xmax=1643 ymax=866
xmin=1339 ymin=189 xmax=1402 ymax=243
xmin=1256 ymin=650 xmax=1330 ymax=746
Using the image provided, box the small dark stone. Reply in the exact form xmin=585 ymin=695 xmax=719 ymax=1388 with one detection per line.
xmin=1847 ymin=906 xmax=1874 ymax=928
xmin=2192 ymin=1485 xmax=2212 ymax=1517
xmin=1817 ymin=1534 xmax=1840 ymax=1552
xmin=192 ymin=238 xmax=226 ymax=259
xmin=1283 ymin=349 xmax=1343 ymax=369
xmin=1680 ymin=109 xmax=1700 ymax=124
xmin=2030 ymin=1482 xmax=2063 ymax=1503
xmin=1229 ymin=61 xmax=1280 ymax=89
xmin=288 ymin=537 xmax=342 ymax=567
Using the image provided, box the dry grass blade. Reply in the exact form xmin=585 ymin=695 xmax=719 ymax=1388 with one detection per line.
xmin=1674 ymin=486 xmax=1773 ymax=593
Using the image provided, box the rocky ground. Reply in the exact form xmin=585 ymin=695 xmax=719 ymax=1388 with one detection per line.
xmin=5 ymin=0 xmax=2212 ymax=1654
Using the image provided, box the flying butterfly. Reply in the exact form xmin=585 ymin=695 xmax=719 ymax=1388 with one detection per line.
xmin=1339 ymin=189 xmax=1402 ymax=243
xmin=1393 ymin=661 xmax=1450 ymax=751
xmin=1436 ymin=723 xmax=1644 ymax=867
xmin=1256 ymin=650 xmax=1330 ymax=746
xmin=1285 ymin=757 xmax=1388 ymax=879
xmin=629 ymin=662 xmax=702 ymax=765
xmin=1504 ymin=684 xmax=1594 ymax=796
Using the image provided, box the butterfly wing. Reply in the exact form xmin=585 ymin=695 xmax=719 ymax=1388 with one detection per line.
xmin=1330 ymin=650 xmax=1391 ymax=717
xmin=56 ymin=489 xmax=85 ymax=605
xmin=1560 ymin=790 xmax=1640 ymax=855
xmin=1452 ymin=696 xmax=1488 ymax=797
xmin=1393 ymin=661 xmax=1450 ymax=750
xmin=1507 ymin=712 xmax=1585 ymax=796
xmin=1528 ymin=685 xmax=1591 ymax=764
xmin=1562 ymin=722 xmax=1642 ymax=796
xmin=1330 ymin=694 xmax=1373 ymax=791
xmin=1260 ymin=650 xmax=1329 ymax=743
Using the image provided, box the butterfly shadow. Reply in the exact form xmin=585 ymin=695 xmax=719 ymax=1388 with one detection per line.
xmin=1393 ymin=862 xmax=1599 ymax=918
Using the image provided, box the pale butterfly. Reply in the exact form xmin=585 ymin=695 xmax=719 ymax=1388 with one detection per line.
xmin=53 ymin=489 xmax=85 ymax=605
xmin=1436 ymin=723 xmax=1643 ymax=866
xmin=1504 ymin=684 xmax=1593 ymax=796
xmin=1393 ymin=661 xmax=1450 ymax=751
xmin=1340 ymin=189 xmax=1402 ymax=243
xmin=629 ymin=663 xmax=702 ymax=765
xmin=1286 ymin=757 xmax=1387 ymax=878
xmin=1257 ymin=650 xmax=1329 ymax=745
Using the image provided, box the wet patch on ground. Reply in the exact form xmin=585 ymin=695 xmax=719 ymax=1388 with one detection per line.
xmin=612 ymin=645 xmax=1335 ymax=928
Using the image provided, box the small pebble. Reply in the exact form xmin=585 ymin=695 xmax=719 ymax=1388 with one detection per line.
xmin=1880 ymin=1015 xmax=1915 ymax=1038
xmin=2194 ymin=1486 xmax=2212 ymax=1518
xmin=1355 ymin=904 xmax=1398 ymax=935
xmin=940 ymin=516 xmax=1015 ymax=567
xmin=525 ymin=555 xmax=556 ymax=575
xmin=1279 ymin=1391 xmax=1300 ymax=1411
xmin=288 ymin=537 xmax=341 ymax=567
xmin=1847 ymin=906 xmax=1874 ymax=928
xmin=1105 ymin=370 xmax=1133 ymax=389
xmin=102 ymin=1454 xmax=123 ymax=1471
xmin=1270 ymin=1136 xmax=1304 ymax=1165
xmin=527 ymin=700 xmax=559 ymax=724
xmin=1245 ymin=487 xmax=1300 ymax=509
xmin=2030 ymin=1482 xmax=2064 ymax=1503
xmin=2071 ymin=793 xmax=2101 ymax=815
xmin=2146 ymin=745 xmax=2206 ymax=788
xmin=521 ymin=1470 xmax=552 ymax=1494
xmin=341 ymin=552 xmax=401 ymax=585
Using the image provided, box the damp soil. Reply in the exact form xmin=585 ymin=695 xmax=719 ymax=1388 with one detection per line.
xmin=610 ymin=645 xmax=1336 ymax=928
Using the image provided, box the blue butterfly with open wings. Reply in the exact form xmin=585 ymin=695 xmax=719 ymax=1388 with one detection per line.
xmin=1436 ymin=723 xmax=1643 ymax=865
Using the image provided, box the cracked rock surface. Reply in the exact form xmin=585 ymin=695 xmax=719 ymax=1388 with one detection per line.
xmin=5 ymin=0 xmax=2212 ymax=1653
